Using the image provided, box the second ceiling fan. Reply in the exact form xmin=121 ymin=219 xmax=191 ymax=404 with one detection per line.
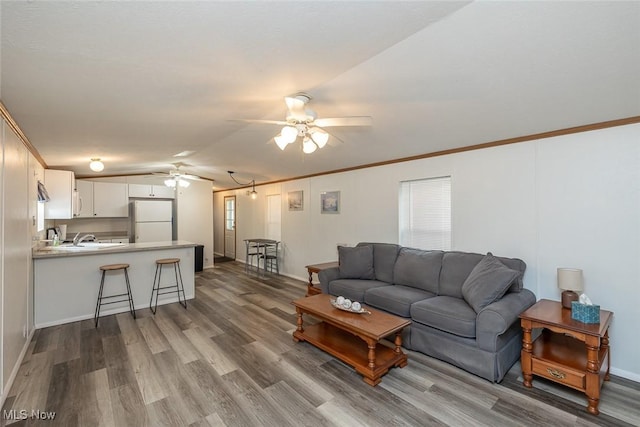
xmin=239 ymin=93 xmax=372 ymax=154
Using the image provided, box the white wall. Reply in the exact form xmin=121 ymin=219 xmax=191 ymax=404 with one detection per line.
xmin=213 ymin=123 xmax=640 ymax=381
xmin=176 ymin=179 xmax=214 ymax=268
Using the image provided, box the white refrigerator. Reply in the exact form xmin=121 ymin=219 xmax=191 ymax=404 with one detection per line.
xmin=133 ymin=200 xmax=174 ymax=243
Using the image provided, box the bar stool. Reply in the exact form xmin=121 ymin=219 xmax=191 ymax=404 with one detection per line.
xmin=150 ymin=258 xmax=187 ymax=314
xmin=95 ymin=263 xmax=136 ymax=328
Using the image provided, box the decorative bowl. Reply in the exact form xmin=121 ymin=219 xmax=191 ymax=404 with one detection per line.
xmin=330 ymin=298 xmax=371 ymax=314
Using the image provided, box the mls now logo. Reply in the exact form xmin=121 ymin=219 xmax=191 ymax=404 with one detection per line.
xmin=3 ymin=409 xmax=56 ymax=420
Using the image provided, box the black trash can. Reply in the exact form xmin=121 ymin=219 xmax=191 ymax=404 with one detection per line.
xmin=194 ymin=245 xmax=204 ymax=272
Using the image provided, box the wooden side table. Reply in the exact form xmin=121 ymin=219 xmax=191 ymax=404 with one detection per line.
xmin=304 ymin=262 xmax=338 ymax=296
xmin=519 ymin=299 xmax=613 ymax=415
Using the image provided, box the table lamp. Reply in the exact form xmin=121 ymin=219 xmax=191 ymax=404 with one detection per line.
xmin=557 ymin=268 xmax=584 ymax=309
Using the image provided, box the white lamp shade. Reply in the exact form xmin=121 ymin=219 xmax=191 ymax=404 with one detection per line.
xmin=178 ymin=179 xmax=190 ymax=188
xmin=164 ymin=179 xmax=177 ymax=188
xmin=274 ymin=135 xmax=289 ymax=150
xmin=281 ymin=126 xmax=298 ymax=143
xmin=302 ymin=137 xmax=317 ymax=154
xmin=309 ymin=127 xmax=329 ymax=148
xmin=89 ymin=159 xmax=104 ymax=172
xmin=557 ymin=268 xmax=584 ymax=291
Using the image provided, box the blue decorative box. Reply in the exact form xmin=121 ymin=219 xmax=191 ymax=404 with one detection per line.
xmin=571 ymin=301 xmax=600 ymax=324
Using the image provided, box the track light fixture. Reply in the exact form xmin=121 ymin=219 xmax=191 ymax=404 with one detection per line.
xmin=228 ymin=171 xmax=257 ymax=199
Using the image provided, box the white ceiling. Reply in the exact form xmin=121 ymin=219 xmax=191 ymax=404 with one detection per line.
xmin=2 ymin=1 xmax=639 ymax=190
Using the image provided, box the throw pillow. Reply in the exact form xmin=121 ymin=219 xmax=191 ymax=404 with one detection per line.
xmin=461 ymin=252 xmax=520 ymax=313
xmin=338 ymin=245 xmax=375 ymax=280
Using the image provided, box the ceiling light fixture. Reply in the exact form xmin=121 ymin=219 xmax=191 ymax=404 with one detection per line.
xmin=228 ymin=171 xmax=257 ymax=200
xmin=164 ymin=176 xmax=190 ymax=188
xmin=89 ymin=158 xmax=104 ymax=172
xmin=274 ymin=123 xmax=329 ymax=154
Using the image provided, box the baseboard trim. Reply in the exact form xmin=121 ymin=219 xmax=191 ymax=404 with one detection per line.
xmin=0 ymin=328 xmax=36 ymax=410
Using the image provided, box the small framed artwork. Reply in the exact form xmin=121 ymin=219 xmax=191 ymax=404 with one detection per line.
xmin=288 ymin=190 xmax=303 ymax=211
xmin=320 ymin=191 xmax=340 ymax=214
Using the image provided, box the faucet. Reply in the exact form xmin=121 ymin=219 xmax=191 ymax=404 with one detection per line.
xmin=73 ymin=233 xmax=96 ymax=246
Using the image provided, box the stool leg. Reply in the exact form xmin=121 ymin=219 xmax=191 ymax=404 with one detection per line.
xmin=175 ymin=262 xmax=187 ymax=309
xmin=150 ymin=264 xmax=162 ymax=314
xmin=95 ymin=270 xmax=107 ymax=328
xmin=150 ymin=263 xmax=160 ymax=314
xmin=124 ymin=267 xmax=136 ymax=319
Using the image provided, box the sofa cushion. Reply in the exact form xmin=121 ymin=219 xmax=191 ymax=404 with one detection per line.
xmin=392 ymin=248 xmax=443 ymax=293
xmin=364 ymin=285 xmax=435 ymax=317
xmin=357 ymin=242 xmax=400 ymax=283
xmin=338 ymin=245 xmax=375 ymax=280
xmin=461 ymin=253 xmax=521 ymax=313
xmin=439 ymin=251 xmax=526 ymax=298
xmin=328 ymin=279 xmax=387 ymax=302
xmin=411 ymin=296 xmax=477 ymax=338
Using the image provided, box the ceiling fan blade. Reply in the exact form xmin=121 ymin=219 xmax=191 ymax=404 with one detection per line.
xmin=230 ymin=119 xmax=289 ymax=126
xmin=181 ymin=174 xmax=208 ymax=182
xmin=314 ymin=116 xmax=373 ymax=127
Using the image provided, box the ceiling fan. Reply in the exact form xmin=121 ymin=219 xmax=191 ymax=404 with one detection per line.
xmin=151 ymin=162 xmax=206 ymax=188
xmin=237 ymin=93 xmax=372 ymax=154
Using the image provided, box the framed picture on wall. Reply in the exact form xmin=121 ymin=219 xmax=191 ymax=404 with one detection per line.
xmin=320 ymin=191 xmax=340 ymax=214
xmin=288 ymin=190 xmax=303 ymax=211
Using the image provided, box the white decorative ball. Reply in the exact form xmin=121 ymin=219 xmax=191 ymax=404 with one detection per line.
xmin=336 ymin=296 xmax=345 ymax=305
xmin=343 ymin=299 xmax=352 ymax=309
xmin=352 ymin=301 xmax=361 ymax=311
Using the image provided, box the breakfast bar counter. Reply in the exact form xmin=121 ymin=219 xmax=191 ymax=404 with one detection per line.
xmin=33 ymin=240 xmax=197 ymax=327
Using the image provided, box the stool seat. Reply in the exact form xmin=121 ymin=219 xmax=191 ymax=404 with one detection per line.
xmin=150 ymin=258 xmax=187 ymax=314
xmin=95 ymin=263 xmax=135 ymax=327
xmin=100 ymin=263 xmax=130 ymax=271
xmin=155 ymin=258 xmax=180 ymax=265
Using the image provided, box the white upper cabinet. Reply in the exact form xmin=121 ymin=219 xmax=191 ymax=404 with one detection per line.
xmin=93 ymin=182 xmax=129 ymax=217
xmin=74 ymin=180 xmax=94 ymax=218
xmin=128 ymin=183 xmax=175 ymax=199
xmin=44 ymin=169 xmax=76 ymax=219
xmin=74 ymin=180 xmax=129 ymax=217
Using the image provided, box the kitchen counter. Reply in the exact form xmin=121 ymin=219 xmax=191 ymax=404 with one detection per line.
xmin=33 ymin=240 xmax=196 ymax=258
xmin=33 ymin=240 xmax=197 ymax=327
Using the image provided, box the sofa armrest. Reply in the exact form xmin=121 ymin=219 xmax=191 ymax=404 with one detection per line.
xmin=318 ymin=267 xmax=341 ymax=294
xmin=476 ymin=289 xmax=536 ymax=352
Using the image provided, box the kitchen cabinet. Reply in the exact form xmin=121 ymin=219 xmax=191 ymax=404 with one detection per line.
xmin=94 ymin=182 xmax=129 ymax=217
xmin=74 ymin=180 xmax=94 ymax=218
xmin=128 ymin=183 xmax=175 ymax=199
xmin=44 ymin=169 xmax=77 ymax=219
xmin=75 ymin=180 xmax=129 ymax=217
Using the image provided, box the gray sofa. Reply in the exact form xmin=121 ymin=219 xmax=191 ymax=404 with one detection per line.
xmin=318 ymin=242 xmax=536 ymax=382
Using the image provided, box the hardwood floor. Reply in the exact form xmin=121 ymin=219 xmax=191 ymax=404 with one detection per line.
xmin=2 ymin=261 xmax=639 ymax=426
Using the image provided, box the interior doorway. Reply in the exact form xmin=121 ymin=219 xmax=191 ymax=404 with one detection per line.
xmin=223 ymin=196 xmax=236 ymax=259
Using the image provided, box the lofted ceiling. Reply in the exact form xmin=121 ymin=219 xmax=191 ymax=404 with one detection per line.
xmin=1 ymin=1 xmax=639 ymax=190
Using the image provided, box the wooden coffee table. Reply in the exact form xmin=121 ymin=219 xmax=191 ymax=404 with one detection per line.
xmin=292 ymin=294 xmax=411 ymax=386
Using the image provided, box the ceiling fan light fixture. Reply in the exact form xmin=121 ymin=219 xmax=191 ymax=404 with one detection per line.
xmin=309 ymin=127 xmax=329 ymax=148
xmin=302 ymin=137 xmax=317 ymax=154
xmin=274 ymin=134 xmax=289 ymax=150
xmin=281 ymin=125 xmax=298 ymax=143
xmin=178 ymin=179 xmax=190 ymax=188
xmin=164 ymin=178 xmax=177 ymax=188
xmin=89 ymin=158 xmax=104 ymax=172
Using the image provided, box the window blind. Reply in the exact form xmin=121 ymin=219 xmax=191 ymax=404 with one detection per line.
xmin=399 ymin=176 xmax=451 ymax=250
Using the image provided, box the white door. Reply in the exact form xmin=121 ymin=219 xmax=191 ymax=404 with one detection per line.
xmin=224 ymin=196 xmax=236 ymax=259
